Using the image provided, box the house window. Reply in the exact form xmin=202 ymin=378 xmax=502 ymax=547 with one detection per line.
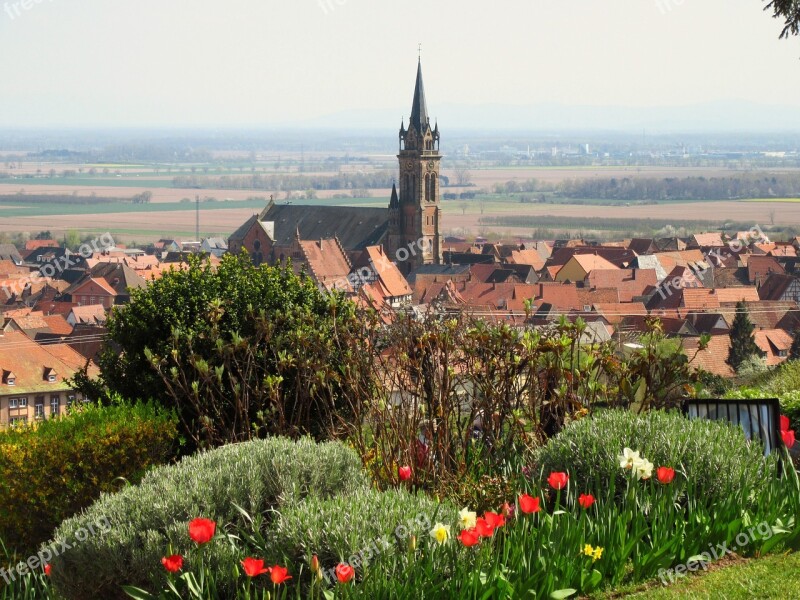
xmin=67 ymin=395 xmax=76 ymax=407
xmin=779 ymin=350 xmax=789 ymax=358
xmin=18 ymin=397 xmax=27 ymax=407
xmin=34 ymin=398 xmax=44 ymax=419
xmin=9 ymin=398 xmax=17 ymax=409
xmin=50 ymin=396 xmax=60 ymax=416
xmin=6 ymin=378 xmax=14 ymax=386
xmin=9 ymin=416 xmax=27 ymax=426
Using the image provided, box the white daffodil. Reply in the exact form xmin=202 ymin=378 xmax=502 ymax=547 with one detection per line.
xmin=634 ymin=458 xmax=654 ymax=480
xmin=458 ymin=507 xmax=477 ymax=530
xmin=429 ymin=522 xmax=451 ymax=545
xmin=618 ymin=447 xmax=641 ymax=470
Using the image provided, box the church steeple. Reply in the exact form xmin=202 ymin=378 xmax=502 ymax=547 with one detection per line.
xmin=409 ymin=59 xmax=429 ymax=134
xmin=387 ymin=57 xmax=442 ymax=274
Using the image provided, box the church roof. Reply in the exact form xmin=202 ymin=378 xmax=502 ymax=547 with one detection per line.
xmin=261 ymin=204 xmax=389 ymax=251
xmin=409 ymin=60 xmax=429 ymax=133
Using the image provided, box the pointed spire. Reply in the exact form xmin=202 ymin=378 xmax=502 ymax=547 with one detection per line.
xmin=389 ymin=182 xmax=399 ymax=209
xmin=409 ymin=59 xmax=429 ymax=134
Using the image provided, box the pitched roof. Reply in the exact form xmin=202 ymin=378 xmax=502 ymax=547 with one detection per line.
xmin=747 ymin=256 xmax=785 ymax=284
xmin=758 ymin=274 xmax=798 ymax=301
xmin=570 ymin=254 xmax=619 ymax=274
xmin=0 ymin=331 xmax=94 ymax=393
xmin=505 ymin=249 xmax=546 ymax=271
xmin=41 ymin=314 xmax=73 ymax=336
xmin=755 ymin=329 xmax=793 ymax=366
xmin=692 ymin=233 xmax=725 ymax=247
xmin=297 ymin=239 xmax=352 ymax=292
xmin=712 ymin=287 xmax=760 ymax=303
xmin=719 ymin=300 xmax=799 ymax=330
xmin=683 ymin=334 xmax=735 ymax=377
xmin=69 ymin=304 xmax=107 ymax=325
xmin=681 ymin=288 xmax=722 ymax=311
xmin=587 ymin=269 xmax=659 ymax=302
xmin=359 ymin=246 xmax=412 ymax=298
xmin=261 ymin=204 xmax=389 ymax=251
xmin=628 ymin=238 xmax=656 ymax=255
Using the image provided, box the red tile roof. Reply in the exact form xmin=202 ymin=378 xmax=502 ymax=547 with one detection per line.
xmin=683 ymin=335 xmax=735 ymax=377
xmin=360 ymin=246 xmax=412 ymax=298
xmin=587 ymin=269 xmax=659 ymax=302
xmin=298 ymin=239 xmax=353 ymax=292
xmin=0 ymin=331 xmax=97 ymax=393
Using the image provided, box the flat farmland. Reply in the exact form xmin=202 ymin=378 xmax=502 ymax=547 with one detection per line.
xmin=3 ymin=163 xmax=799 ymax=242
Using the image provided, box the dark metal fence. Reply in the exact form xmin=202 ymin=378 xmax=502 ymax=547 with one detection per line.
xmin=683 ymin=398 xmax=782 ymax=456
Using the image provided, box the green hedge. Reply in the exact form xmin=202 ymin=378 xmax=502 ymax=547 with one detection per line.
xmin=49 ymin=437 xmax=368 ymax=600
xmin=0 ymin=401 xmax=176 ymax=554
xmin=535 ymin=409 xmax=774 ymax=506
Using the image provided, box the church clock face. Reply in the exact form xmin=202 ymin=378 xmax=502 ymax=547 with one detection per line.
xmin=427 ymin=160 xmax=436 ymax=170
xmin=404 ymin=160 xmax=414 ymax=171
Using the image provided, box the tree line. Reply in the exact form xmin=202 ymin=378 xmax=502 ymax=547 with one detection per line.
xmin=171 ymin=171 xmax=395 ymax=192
xmin=556 ymin=174 xmax=800 ymax=201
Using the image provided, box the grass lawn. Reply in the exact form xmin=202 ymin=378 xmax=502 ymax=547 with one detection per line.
xmin=589 ymin=552 xmax=800 ymax=599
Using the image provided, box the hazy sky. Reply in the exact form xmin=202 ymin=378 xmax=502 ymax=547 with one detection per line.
xmin=1 ymin=0 xmax=799 ymax=128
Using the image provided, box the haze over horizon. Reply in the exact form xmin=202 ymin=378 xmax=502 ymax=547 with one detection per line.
xmin=1 ymin=0 xmax=799 ymax=132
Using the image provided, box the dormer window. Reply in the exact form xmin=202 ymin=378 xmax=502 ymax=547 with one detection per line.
xmin=44 ymin=367 xmax=57 ymax=383
xmin=3 ymin=371 xmax=15 ymax=386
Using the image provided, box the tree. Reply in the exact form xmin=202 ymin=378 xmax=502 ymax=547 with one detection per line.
xmin=72 ymin=254 xmax=365 ymax=449
xmin=790 ymin=328 xmax=800 ymax=360
xmin=766 ymin=0 xmax=800 ymax=38
xmin=63 ymin=230 xmax=81 ymax=250
xmin=453 ymin=163 xmax=472 ymax=187
xmin=726 ymin=301 xmax=762 ymax=373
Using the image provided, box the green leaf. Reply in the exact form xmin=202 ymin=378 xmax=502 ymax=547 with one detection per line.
xmin=121 ymin=586 xmax=158 ymax=600
xmin=550 ymin=589 xmax=577 ymax=599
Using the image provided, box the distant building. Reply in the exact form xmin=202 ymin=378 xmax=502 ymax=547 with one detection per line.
xmin=229 ymin=59 xmax=443 ymax=274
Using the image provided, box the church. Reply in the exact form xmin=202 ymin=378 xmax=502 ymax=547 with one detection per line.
xmin=228 ymin=59 xmax=443 ymax=275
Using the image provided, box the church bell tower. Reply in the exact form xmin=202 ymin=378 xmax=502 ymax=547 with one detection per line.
xmin=387 ymin=58 xmax=442 ymax=273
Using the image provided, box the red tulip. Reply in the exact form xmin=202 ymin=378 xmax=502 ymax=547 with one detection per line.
xmin=188 ymin=518 xmax=216 ymax=545
xmin=501 ymin=501 xmax=516 ymax=519
xmin=783 ymin=429 xmax=796 ymax=449
xmin=161 ymin=555 xmax=183 ymax=574
xmin=269 ymin=565 xmax=292 ymax=585
xmin=241 ymin=557 xmax=270 ymax=577
xmin=547 ymin=472 xmax=569 ymax=490
xmin=484 ymin=511 xmax=506 ymax=529
xmin=657 ymin=467 xmax=676 ymax=484
xmin=473 ymin=517 xmax=494 ymax=537
xmin=519 ymin=493 xmax=541 ymax=514
xmin=457 ymin=529 xmax=480 ymax=547
xmin=398 ymin=465 xmax=412 ymax=481
xmin=335 ymin=563 xmax=355 ymax=584
xmin=44 ymin=564 xmax=51 ymax=577
xmin=780 ymin=415 xmax=790 ymax=432
xmin=578 ymin=493 xmax=596 ymax=509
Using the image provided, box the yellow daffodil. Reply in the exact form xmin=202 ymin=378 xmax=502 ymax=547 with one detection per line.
xmin=583 ymin=544 xmax=595 ymax=557
xmin=459 ymin=508 xmax=477 ymax=530
xmin=592 ymin=546 xmax=604 ymax=561
xmin=429 ymin=523 xmax=451 ymax=545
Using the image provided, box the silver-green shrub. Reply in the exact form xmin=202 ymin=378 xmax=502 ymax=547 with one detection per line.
xmin=266 ymin=488 xmax=458 ymax=578
xmin=48 ymin=437 xmax=367 ymax=600
xmin=535 ymin=409 xmax=776 ymax=505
